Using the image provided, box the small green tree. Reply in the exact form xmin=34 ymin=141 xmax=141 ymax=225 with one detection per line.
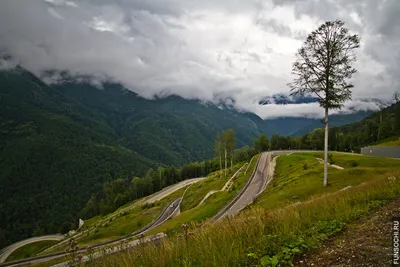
xmin=270 ymin=133 xmax=280 ymax=150
xmin=214 ymin=133 xmax=223 ymax=179
xmin=289 ymin=20 xmax=360 ymax=187
xmin=225 ymin=129 xmax=236 ymax=169
xmin=253 ymin=134 xmax=269 ymax=152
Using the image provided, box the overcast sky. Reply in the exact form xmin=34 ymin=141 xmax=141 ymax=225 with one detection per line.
xmin=0 ymin=0 xmax=399 ymax=118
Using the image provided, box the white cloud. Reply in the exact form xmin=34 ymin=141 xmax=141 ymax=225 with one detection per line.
xmin=0 ymin=58 xmax=17 ymax=70
xmin=0 ymin=0 xmax=398 ymax=118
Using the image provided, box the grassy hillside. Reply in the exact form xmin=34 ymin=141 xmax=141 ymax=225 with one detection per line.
xmin=375 ymin=136 xmax=400 ymax=146
xmin=256 ymin=153 xmax=400 ymax=210
xmin=86 ymin=153 xmax=400 ymax=266
xmin=5 ymin=240 xmax=58 ymax=263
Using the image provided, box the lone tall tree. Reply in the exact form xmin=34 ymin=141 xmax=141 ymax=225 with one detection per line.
xmin=289 ymin=20 xmax=360 ymax=187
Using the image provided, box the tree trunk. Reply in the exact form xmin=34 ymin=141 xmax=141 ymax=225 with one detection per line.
xmin=219 ymin=155 xmax=222 ymax=179
xmin=224 ymin=146 xmax=227 ymax=178
xmin=323 ymin=107 xmax=329 ymax=187
xmin=231 ymin=149 xmax=233 ymax=169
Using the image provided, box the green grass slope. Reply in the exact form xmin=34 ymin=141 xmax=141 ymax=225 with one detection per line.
xmin=88 ymin=153 xmax=400 ymax=267
xmin=256 ymin=152 xmax=400 ymax=210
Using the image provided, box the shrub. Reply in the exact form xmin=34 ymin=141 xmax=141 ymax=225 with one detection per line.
xmin=328 ymin=153 xmax=335 ymax=164
xmin=350 ymin=160 xmax=359 ymax=167
xmin=141 ymin=202 xmax=155 ymax=210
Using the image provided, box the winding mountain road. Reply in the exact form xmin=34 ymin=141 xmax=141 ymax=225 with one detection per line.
xmin=143 ymin=177 xmax=205 ymax=204
xmin=0 ymin=235 xmax=65 ymax=264
xmin=212 ymin=152 xmax=275 ymax=221
xmin=1 ymin=150 xmax=355 ymax=266
xmin=0 ymin=197 xmax=182 ymax=267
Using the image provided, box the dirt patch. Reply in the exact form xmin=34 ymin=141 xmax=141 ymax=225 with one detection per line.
xmin=315 ymin=157 xmax=344 ymax=170
xmin=295 ymin=198 xmax=400 ymax=266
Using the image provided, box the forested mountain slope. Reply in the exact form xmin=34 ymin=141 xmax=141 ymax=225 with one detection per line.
xmin=54 ymin=81 xmax=273 ymax=165
xmin=334 ymin=101 xmax=400 ymax=149
xmin=0 ymin=68 xmax=271 ymax=247
xmin=0 ymin=69 xmax=156 ymax=247
xmin=289 ymin=111 xmax=372 ymax=137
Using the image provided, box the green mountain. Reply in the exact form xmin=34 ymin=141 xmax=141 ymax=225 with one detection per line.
xmin=333 ymin=101 xmax=400 ymax=150
xmin=290 ymin=101 xmax=400 ymax=152
xmin=53 ymin=81 xmax=273 ymax=166
xmin=0 ymin=68 xmax=271 ymax=247
xmin=0 ymin=69 xmax=157 ymax=247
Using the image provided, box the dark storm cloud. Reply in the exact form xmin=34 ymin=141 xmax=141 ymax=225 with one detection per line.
xmin=0 ymin=0 xmax=398 ymax=118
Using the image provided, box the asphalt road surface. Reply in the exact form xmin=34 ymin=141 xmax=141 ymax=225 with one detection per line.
xmin=222 ymin=152 xmax=272 ymax=218
xmin=0 ymin=235 xmax=65 ymax=264
xmin=143 ymin=177 xmax=205 ymax=204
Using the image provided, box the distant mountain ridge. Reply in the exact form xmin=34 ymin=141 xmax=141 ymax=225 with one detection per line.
xmin=259 ymin=94 xmax=385 ymax=136
xmin=259 ymin=93 xmax=318 ymax=105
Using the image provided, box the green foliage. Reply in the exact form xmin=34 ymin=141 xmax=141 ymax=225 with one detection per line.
xmin=350 ymin=160 xmax=359 ymax=167
xmin=289 ymin=20 xmax=360 ymax=110
xmin=270 ymin=133 xmax=291 ymax=150
xmin=234 ymin=145 xmax=257 ymax=163
xmin=328 ymin=153 xmax=334 ymax=164
xmin=245 ymin=220 xmax=345 ymax=266
xmin=253 ymin=134 xmax=270 ymax=152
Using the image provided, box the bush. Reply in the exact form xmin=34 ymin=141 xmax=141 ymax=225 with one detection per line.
xmin=303 ymin=163 xmax=309 ymax=170
xmin=328 ymin=153 xmax=335 ymax=164
xmin=350 ymin=160 xmax=359 ymax=167
xmin=141 ymin=202 xmax=155 ymax=210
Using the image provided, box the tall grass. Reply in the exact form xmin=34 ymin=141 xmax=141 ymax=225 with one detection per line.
xmin=88 ymin=169 xmax=400 ymax=267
